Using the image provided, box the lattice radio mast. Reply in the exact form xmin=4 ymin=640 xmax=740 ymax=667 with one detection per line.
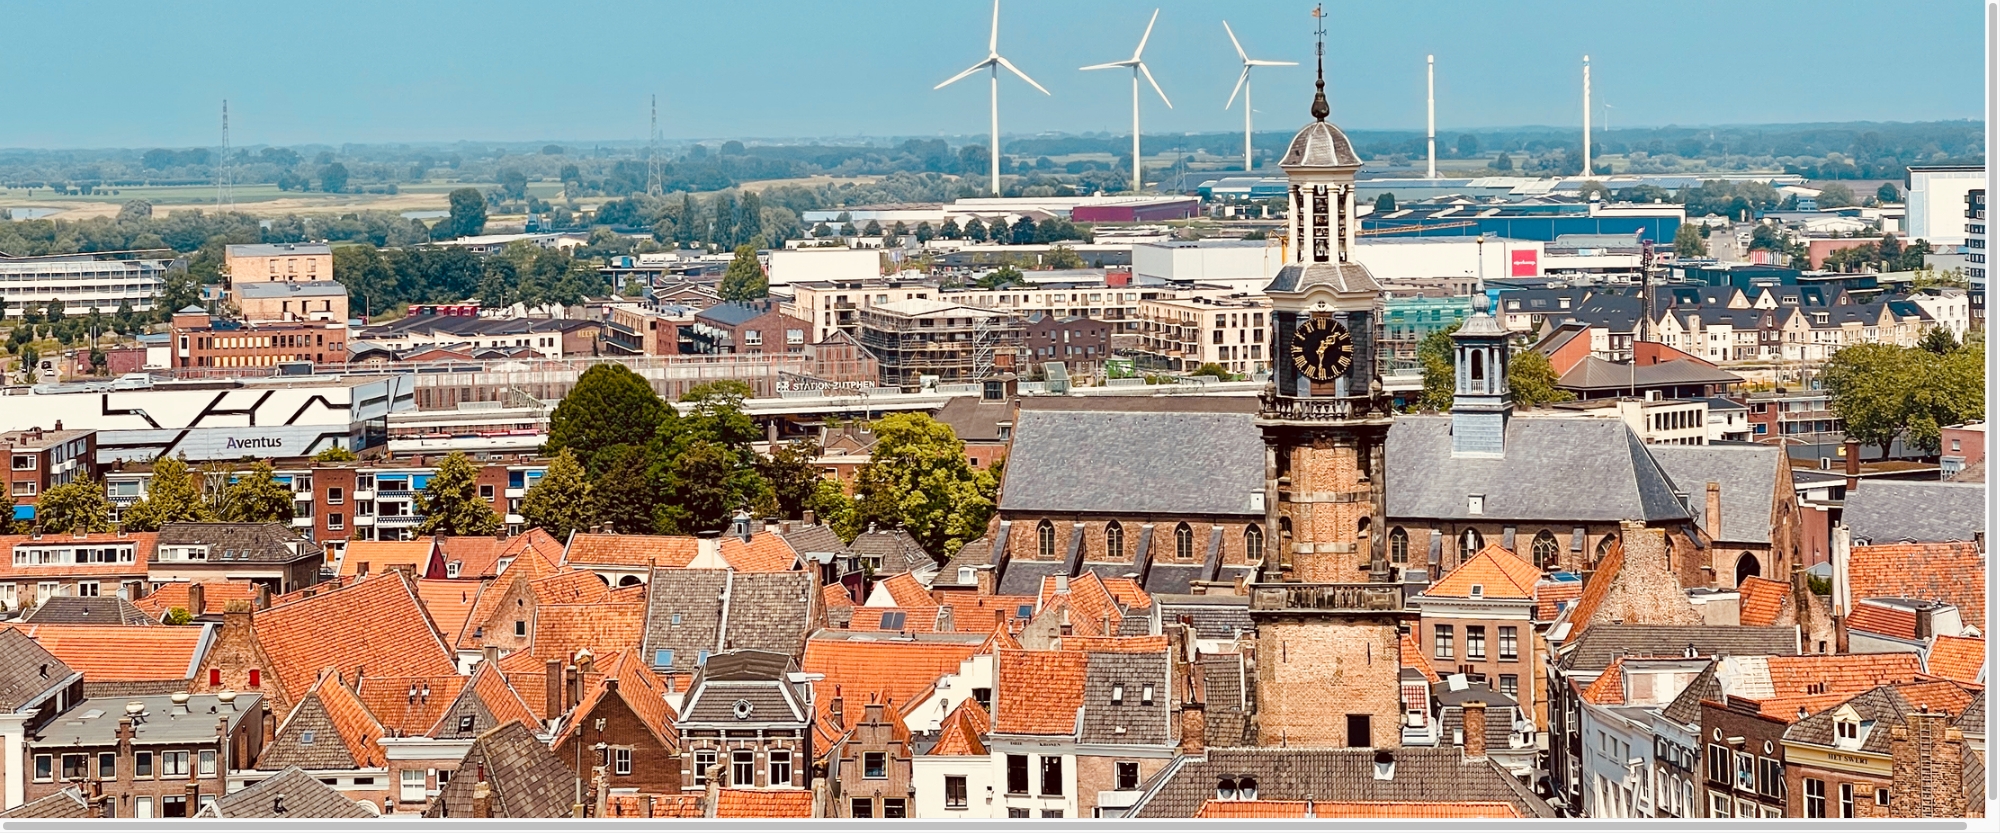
xmin=648 ymin=95 xmax=662 ymax=197
xmin=216 ymin=99 xmax=234 ymax=211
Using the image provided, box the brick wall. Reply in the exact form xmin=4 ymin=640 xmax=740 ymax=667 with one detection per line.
xmin=1074 ymin=754 xmax=1170 ymax=818
xmin=996 ymin=516 xmax=1265 ymax=568
xmin=1281 ymin=439 xmax=1376 ymax=584
xmin=558 ymin=687 xmax=681 ymax=795
xmin=1888 ymin=710 xmax=1970 ymax=818
xmin=189 ymin=602 xmax=287 ymax=713
xmin=1786 ymin=760 xmax=1889 ymax=818
xmin=1254 ymin=616 xmax=1404 ymax=748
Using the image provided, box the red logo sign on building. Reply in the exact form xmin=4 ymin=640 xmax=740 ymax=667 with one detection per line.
xmin=1509 ymin=249 xmax=1538 ymax=277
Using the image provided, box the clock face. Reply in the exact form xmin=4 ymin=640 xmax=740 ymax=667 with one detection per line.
xmin=1291 ymin=317 xmax=1353 ymax=382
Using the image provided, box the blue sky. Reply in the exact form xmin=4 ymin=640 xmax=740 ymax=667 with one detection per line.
xmin=0 ymin=0 xmax=1982 ymax=148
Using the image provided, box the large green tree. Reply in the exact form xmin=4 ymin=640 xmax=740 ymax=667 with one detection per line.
xmin=1822 ymin=338 xmax=1985 ymax=459
xmin=445 ymin=187 xmax=488 ymax=239
xmin=652 ymin=383 xmax=772 ymax=533
xmin=221 ymin=461 xmax=297 ymax=524
xmin=415 ymin=452 xmax=502 ymax=536
xmin=1506 ymin=348 xmax=1573 ymax=409
xmin=1672 ymin=223 xmax=1707 ymax=258
xmin=759 ymin=440 xmax=823 ymax=520
xmin=718 ymin=244 xmax=768 ymax=301
xmin=519 ymin=449 xmax=595 ymax=540
xmin=547 ymin=364 xmax=667 ymax=475
xmin=122 ymin=456 xmax=214 ymax=531
xmin=36 ymin=478 xmax=112 ymax=534
xmin=1414 ymin=321 xmax=1571 ymax=411
xmin=850 ymin=413 xmax=998 ymax=558
xmin=593 ymin=444 xmax=661 ymax=535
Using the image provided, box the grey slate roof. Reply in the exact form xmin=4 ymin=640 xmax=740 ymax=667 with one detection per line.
xmin=781 ymin=525 xmax=846 ymax=561
xmin=1556 ymin=356 xmax=1743 ymax=391
xmin=1158 ymin=595 xmax=1254 ymax=641
xmin=641 ymin=568 xmax=729 ymax=673
xmin=694 ymin=301 xmax=774 ymax=327
xmin=722 ymin=571 xmax=816 ymax=657
xmin=1280 ymin=119 xmax=1363 ymax=168
xmin=937 ymin=537 xmax=994 ymax=588
xmin=933 ymin=396 xmax=1017 ymax=442
xmin=998 ymin=559 xmax=1070 ymax=597
xmin=1264 ymin=261 xmax=1382 ymax=295
xmin=1387 ymin=415 xmax=1692 ymax=524
xmin=679 ymin=650 xmax=809 ymax=726
xmin=0 ymin=628 xmax=76 ymax=711
xmin=1843 ymin=481 xmax=1986 ymax=543
xmin=1198 ymin=655 xmax=1255 ymax=747
xmin=641 ymin=570 xmax=814 ymax=672
xmin=1128 ymin=746 xmax=1555 ymax=818
xmin=30 ymin=693 xmax=263 ymax=747
xmin=1557 ymin=625 xmax=1799 ymax=673
xmin=1646 ymin=444 xmax=1785 ymax=544
xmin=850 ymin=528 xmax=935 ymax=574
xmin=1000 ymin=408 xmax=1264 ymax=516
xmin=1783 ymin=686 xmax=1917 ymax=754
xmin=204 ymin=767 xmax=375 ymax=819
xmin=0 ymin=787 xmax=90 ymax=819
xmin=1662 ymin=662 xmax=1720 ymax=726
xmin=21 ymin=595 xmax=157 ymax=626
xmin=1079 ymin=652 xmax=1172 ymax=746
xmin=227 ymin=242 xmax=331 ymax=258
xmin=1956 ymin=691 xmax=1985 ymax=736
xmin=258 ymin=690 xmax=362 ymax=770
xmin=424 ymin=720 xmax=579 ymax=819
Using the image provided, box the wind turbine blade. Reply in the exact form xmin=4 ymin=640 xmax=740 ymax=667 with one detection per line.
xmin=1139 ymin=62 xmax=1171 ymax=109
xmin=936 ymin=59 xmax=993 ymax=90
xmin=1247 ymin=59 xmax=1298 ymax=67
xmin=1225 ymin=65 xmax=1250 ymax=110
xmin=989 ymin=0 xmax=1000 ymax=53
xmin=1080 ymin=61 xmax=1129 ymax=72
xmin=1135 ymin=8 xmax=1159 ymax=60
xmin=995 ymin=55 xmax=1051 ymax=95
xmin=1223 ymin=20 xmax=1247 ymax=63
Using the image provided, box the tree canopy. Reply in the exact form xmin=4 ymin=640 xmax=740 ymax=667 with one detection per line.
xmin=415 ymin=452 xmax=502 ymax=536
xmin=718 ymin=244 xmax=769 ymax=301
xmin=1822 ymin=336 xmax=1984 ymax=458
xmin=35 ymin=478 xmax=112 ymax=534
xmin=121 ymin=456 xmax=212 ymax=531
xmin=519 ymin=448 xmax=595 ymax=540
xmin=546 ymin=364 xmax=668 ymax=475
xmin=843 ymin=413 xmax=998 ymax=558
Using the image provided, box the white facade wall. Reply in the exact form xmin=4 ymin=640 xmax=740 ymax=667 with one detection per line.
xmin=987 ymin=744 xmax=1078 ymax=819
xmin=766 ymin=249 xmax=882 ymax=288
xmin=0 ymin=258 xmax=168 ymax=317
xmin=1352 ymin=238 xmax=1544 ymax=283
xmin=913 ymin=754 xmax=997 ymax=818
xmin=1132 ymin=242 xmax=1282 ymax=292
xmin=1909 ymin=290 xmax=1970 ymax=339
xmin=1907 ymin=168 xmax=1984 ymax=245
xmin=1580 ymin=705 xmax=1658 ymax=818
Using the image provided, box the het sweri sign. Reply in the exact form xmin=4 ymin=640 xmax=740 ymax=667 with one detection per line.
xmin=1509 ymin=249 xmax=1539 ymax=277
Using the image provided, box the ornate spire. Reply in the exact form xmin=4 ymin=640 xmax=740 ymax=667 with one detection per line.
xmin=1310 ymin=4 xmax=1329 ymax=121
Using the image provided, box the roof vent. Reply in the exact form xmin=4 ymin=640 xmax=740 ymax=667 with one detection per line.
xmin=217 ymin=690 xmax=238 ymax=710
xmin=1372 ymin=750 xmax=1396 ymax=781
xmin=170 ymin=692 xmax=191 ymax=714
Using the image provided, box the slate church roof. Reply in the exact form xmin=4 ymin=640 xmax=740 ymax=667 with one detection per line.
xmin=1843 ymin=481 xmax=1985 ymax=543
xmin=1646 ymin=444 xmax=1786 ymax=544
xmin=1000 ymin=407 xmax=1265 ymax=517
xmin=200 ymin=767 xmax=376 ymax=819
xmin=1386 ymin=415 xmax=1689 ymax=524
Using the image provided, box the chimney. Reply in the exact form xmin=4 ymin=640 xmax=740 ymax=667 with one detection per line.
xmin=1888 ymin=707 xmax=1968 ymax=818
xmin=1914 ymin=603 xmax=1936 ymax=641
xmin=1461 ymin=701 xmax=1488 ymax=760
xmin=810 ymin=777 xmax=827 ymax=819
xmin=591 ymin=765 xmax=609 ymax=819
xmin=564 ymin=664 xmax=581 ymax=716
xmin=221 ymin=598 xmax=254 ymax=641
xmin=829 ymin=686 xmax=845 ymax=731
xmin=701 ymin=764 xmax=724 ymax=818
xmin=696 ymin=533 xmax=721 ymax=566
xmin=357 ymin=561 xmax=370 ymax=578
xmin=935 ymin=606 xmax=955 ymax=633
xmin=802 ymin=509 xmax=816 ymax=527
xmin=471 ymin=780 xmax=494 ymax=819
xmin=481 ymin=645 xmax=500 ymax=667
xmin=1843 ymin=438 xmax=1862 ymax=492
xmin=1055 ymin=573 xmax=1069 ymax=594
xmin=187 ymin=583 xmax=206 ymax=618
xmin=1179 ymin=701 xmax=1206 ymax=757
xmin=183 ymin=781 xmax=200 ymax=818
xmin=545 ymin=659 xmax=564 ymax=722
xmin=975 ymin=566 xmax=996 ymax=597
xmin=1704 ymin=482 xmax=1722 ymax=543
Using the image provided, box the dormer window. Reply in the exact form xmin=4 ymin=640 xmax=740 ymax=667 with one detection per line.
xmin=1467 ymin=495 xmax=1485 ymax=515
xmin=1111 ymin=685 xmax=1125 ymax=705
xmin=1141 ymin=685 xmax=1154 ymax=705
xmin=1469 ymin=584 xmax=1484 ymax=598
xmin=958 ymin=566 xmax=976 ymax=585
xmin=1834 ymin=716 xmax=1862 ymax=750
xmin=1216 ymin=779 xmax=1237 ymax=801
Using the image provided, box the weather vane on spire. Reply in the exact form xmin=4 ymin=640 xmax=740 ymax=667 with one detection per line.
xmin=1310 ymin=3 xmax=1329 ymax=122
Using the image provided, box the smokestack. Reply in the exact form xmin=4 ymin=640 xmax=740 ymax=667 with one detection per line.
xmin=1705 ymin=482 xmax=1723 ymax=545
xmin=1461 ymin=701 xmax=1488 ymax=760
xmin=1426 ymin=55 xmax=1436 ymax=180
xmin=1581 ymin=55 xmax=1591 ymax=178
xmin=1844 ymin=438 xmax=1862 ymax=492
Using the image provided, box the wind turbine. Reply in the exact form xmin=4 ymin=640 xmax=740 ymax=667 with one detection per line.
xmin=936 ymin=0 xmax=1049 ymax=196
xmin=1083 ymin=9 xmax=1171 ymax=193
xmin=1223 ymin=21 xmax=1297 ymax=174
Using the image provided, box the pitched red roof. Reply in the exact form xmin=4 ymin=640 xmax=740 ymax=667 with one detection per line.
xmin=454 ymin=554 xmax=559 ymax=651
xmin=563 ymin=533 xmax=696 ymax=568
xmin=1925 ymin=636 xmax=1986 ymax=685
xmin=530 ymin=570 xmax=619 ymax=605
xmin=925 ymin=698 xmax=990 ymax=757
xmin=1561 ymin=541 xmax=1624 ymax=636
xmin=130 ymin=580 xmax=261 ymax=619
xmin=802 ymin=638 xmax=983 ymax=748
xmin=1534 ymin=580 xmax=1583 ymax=622
xmin=1058 ymin=635 xmax=1170 ymax=653
xmin=296 ymin=670 xmax=388 ymax=768
xmin=339 ymin=540 xmax=438 ymax=579
xmin=1038 ymin=572 xmax=1125 ymax=634
xmin=821 ymin=583 xmax=855 ymax=609
xmin=1400 ymin=632 xmax=1440 ymax=684
xmin=1580 ymin=658 xmax=1628 ymax=706
xmin=448 ymin=661 xmax=539 ymax=735
xmin=356 ymin=675 xmax=468 ymax=738
xmin=993 ymin=649 xmax=1087 ymax=735
xmin=713 ymin=789 xmax=813 ymax=818
xmin=1429 ymin=544 xmax=1542 ymax=599
xmin=873 ymin=572 xmax=934 ymax=609
xmin=848 ymin=607 xmax=943 ymax=632
xmin=1099 ymin=576 xmax=1152 ymax=612
xmin=0 ymin=532 xmax=156 ymax=579
xmin=413 ymin=579 xmax=484 ymax=646
xmin=1847 ymin=601 xmax=1919 ymax=640
xmin=254 ymin=571 xmax=459 ymax=700
xmin=553 ymin=650 xmax=677 ymax=752
xmin=606 ymin=794 xmax=702 ymax=818
xmin=530 ymin=602 xmax=645 ymax=660
xmin=2 ymin=623 xmax=208 ymax=682
xmin=1849 ymin=542 xmax=1986 ymax=630
xmin=1763 ymin=653 xmax=1924 ymax=698
xmin=721 ymin=533 xmax=800 ymax=572
xmin=1736 ymin=576 xmax=1789 ymax=627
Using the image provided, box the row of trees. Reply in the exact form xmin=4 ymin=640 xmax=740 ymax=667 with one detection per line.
xmin=12 ymin=457 xmax=295 ymax=535
xmin=1822 ymin=329 xmax=1984 ymax=459
xmin=332 ymin=238 xmax=608 ymax=316
xmin=518 ymin=366 xmax=997 ymax=558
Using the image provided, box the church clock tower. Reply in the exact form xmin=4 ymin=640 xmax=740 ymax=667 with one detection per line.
xmin=1257 ymin=26 xmax=1393 ymax=586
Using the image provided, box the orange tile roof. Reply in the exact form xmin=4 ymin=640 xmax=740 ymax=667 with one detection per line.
xmin=1039 ymin=572 xmax=1125 ymax=634
xmin=1736 ymin=576 xmax=1789 ymax=627
xmin=1058 ymin=635 xmax=1170 ymax=654
xmin=1428 ymin=543 xmax=1542 ymax=599
xmin=1316 ymin=801 xmax=1524 ymax=819
xmin=356 ymin=674 xmax=468 ymax=737
xmin=874 ymin=573 xmax=934 ymax=609
xmin=453 ymin=661 xmax=539 ymax=734
xmin=454 ymin=559 xmax=556 ymax=652
xmin=130 ymin=580 xmax=261 ymax=618
xmin=847 ymin=607 xmax=943 ymax=632
xmin=1847 ymin=601 xmax=1918 ymax=639
xmin=1580 ymin=658 xmax=1628 ymax=706
xmin=1926 ymin=635 xmax=1986 ymax=684
xmin=530 ymin=602 xmax=645 ymax=660
xmin=713 ymin=789 xmax=813 ymax=818
xmin=993 ymin=649 xmax=1088 ymax=735
xmin=2 ymin=623 xmax=207 ymax=682
xmin=821 ymin=582 xmax=855 ymax=609
xmin=606 ymin=794 xmax=702 ymax=818
xmin=530 ymin=570 xmax=618 ymax=605
xmin=1100 ymin=576 xmax=1152 ymax=611
xmin=1400 ymin=632 xmax=1440 ymax=684
xmin=934 ymin=592 xmax=1038 ymax=628
xmin=1849 ymin=542 xmax=1987 ymax=630
xmin=1196 ymin=800 xmax=1314 ymax=818
xmin=414 ymin=579 xmax=485 ymax=645
xmin=435 ymin=536 xmax=505 ymax=579
xmin=802 ymin=638 xmax=984 ymax=748
xmin=255 ymin=571 xmax=459 ymax=701
xmin=1893 ymin=679 xmax=1978 ymax=717
xmin=925 ymin=698 xmax=990 ymax=757
xmin=563 ymin=533 xmax=697 ymax=568
xmin=1534 ymin=580 xmax=1583 ymax=622
xmin=0 ymin=532 xmax=156 ymax=579
xmin=553 ymin=650 xmax=678 ymax=751
xmin=1752 ymin=693 xmax=1858 ymax=722
xmin=978 ymin=624 xmax=1022 ymax=654
xmin=607 ymin=583 xmax=648 ymax=604
xmin=339 ymin=540 xmax=437 ymax=578
xmin=298 ymin=670 xmax=388 ymax=767
xmin=1560 ymin=540 xmax=1623 ymax=636
xmin=1763 ymin=653 xmax=1924 ymax=699
xmin=721 ymin=532 xmax=800 ymax=572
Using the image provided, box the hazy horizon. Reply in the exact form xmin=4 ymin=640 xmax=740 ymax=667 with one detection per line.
xmin=0 ymin=0 xmax=1982 ymax=149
